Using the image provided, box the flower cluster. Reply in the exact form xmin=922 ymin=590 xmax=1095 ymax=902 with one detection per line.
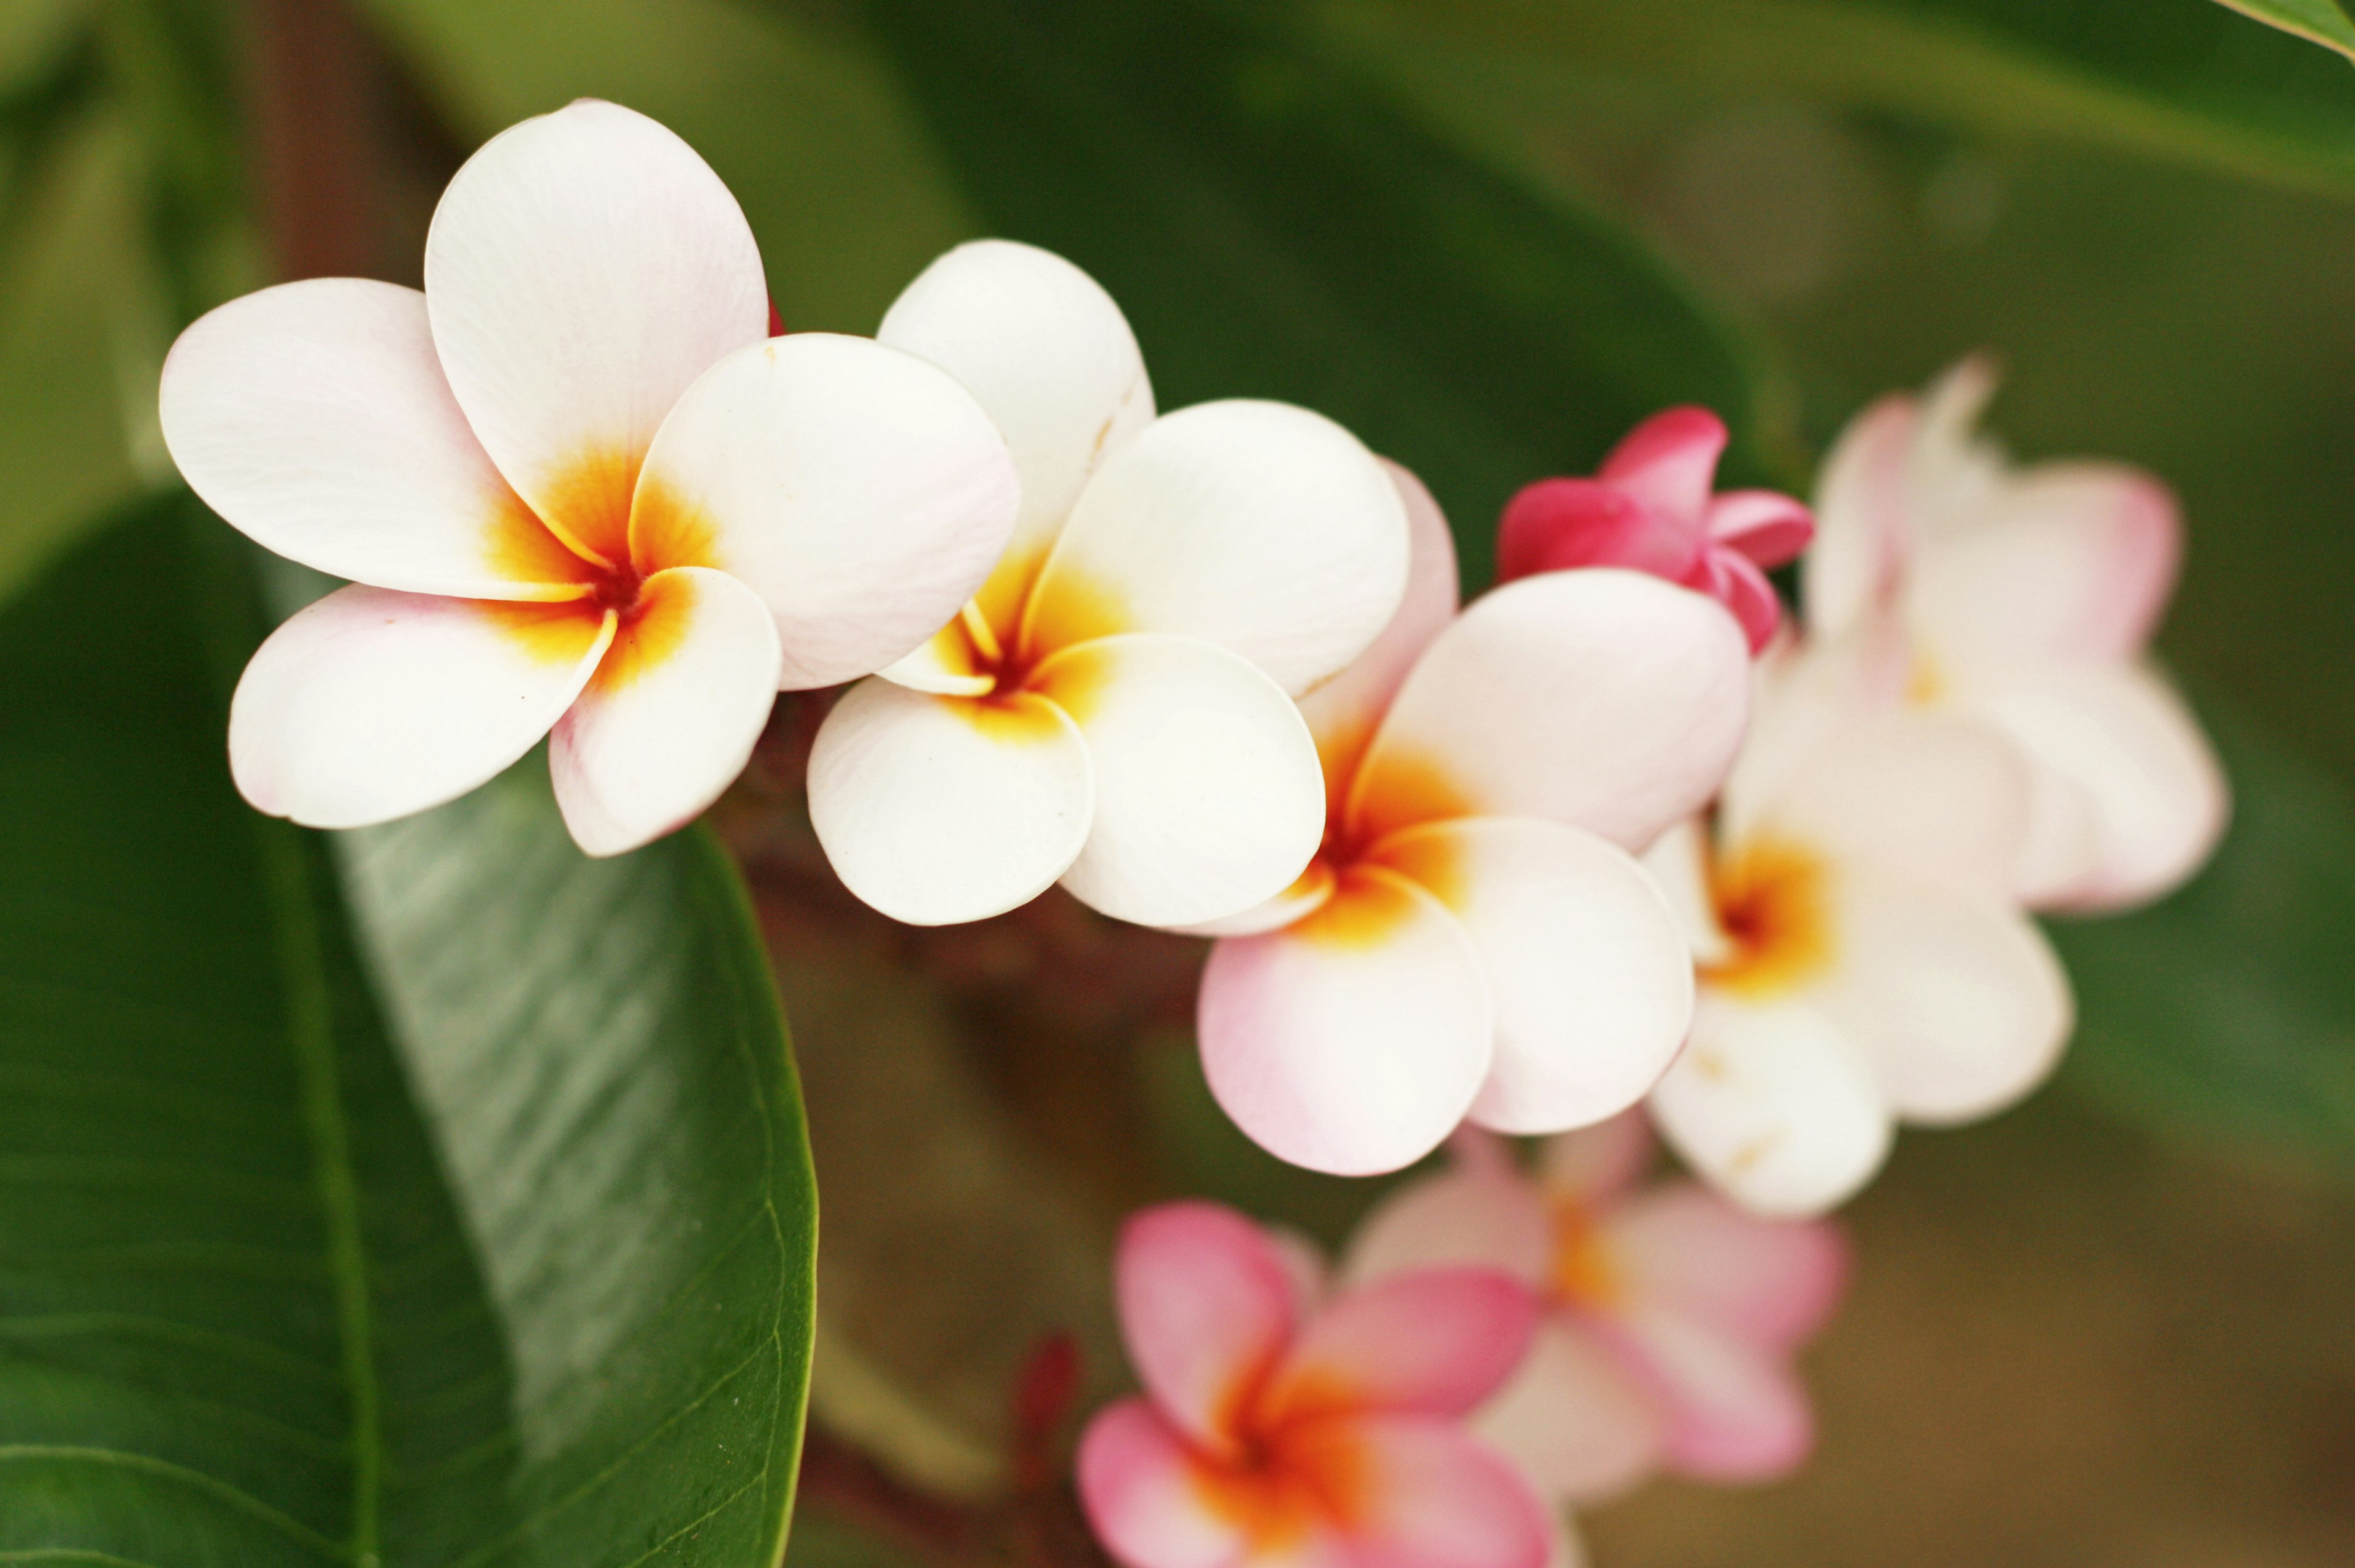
xmin=162 ymin=100 xmax=2229 ymax=1568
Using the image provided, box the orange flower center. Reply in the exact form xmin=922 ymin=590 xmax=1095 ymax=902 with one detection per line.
xmin=1187 ymin=1408 xmax=1374 ymax=1555
xmin=1548 ymin=1198 xmax=1618 ymax=1307
xmin=1700 ymin=833 xmax=1833 ymax=996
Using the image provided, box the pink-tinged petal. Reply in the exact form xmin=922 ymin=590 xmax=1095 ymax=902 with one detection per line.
xmin=1339 ymin=1415 xmax=1555 ymax=1568
xmin=1495 ymin=479 xmax=1699 ymax=583
xmin=1264 ymin=1269 xmax=1538 ymax=1424
xmin=1340 ymin=1169 xmax=1551 ymax=1290
xmin=1534 ymin=1112 xmax=1656 ymax=1208
xmin=1117 ymin=1202 xmax=1301 ymax=1455
xmin=1802 ymin=393 xmax=1916 ymax=643
xmin=1021 ymin=399 xmax=1409 ymax=695
xmin=1374 ymin=818 xmax=1693 ymax=1134
xmin=1975 ymin=662 xmax=2229 ymax=912
xmin=548 ymin=567 xmax=782 ymax=857
xmin=228 ymin=586 xmax=611 ymax=830
xmin=1822 ymin=863 xmax=2074 ymax=1124
xmin=1077 ymin=1399 xmax=1251 ymax=1568
xmin=630 ymin=332 xmax=1019 ymax=689
xmin=1613 ymin=1313 xmax=1815 ymax=1483
xmin=1716 ymin=624 xmax=1912 ymax=843
xmin=1754 ymin=711 xmax=2032 ymax=900
xmin=1648 ymin=995 xmax=1893 ymax=1219
xmin=1596 ymin=406 xmax=1727 ymax=529
xmin=1693 ymin=548 xmax=1785 ymax=654
xmin=1297 ymin=460 xmax=1460 ymax=795
xmin=1030 ymin=634 xmax=1325 ymax=928
xmin=1199 ymin=870 xmax=1493 ymax=1177
xmin=877 ymin=240 xmax=1154 ymax=638
xmin=806 ymin=676 xmax=1093 ymax=926
xmin=1350 ymin=570 xmax=1749 ymax=851
xmin=1706 ymin=490 xmax=1814 ymax=567
xmin=1474 ymin=1318 xmax=1665 ymax=1505
xmin=159 ymin=279 xmax=594 ymax=600
xmin=1604 ymin=1185 xmax=1847 ymax=1350
xmin=423 ymin=99 xmax=765 ymax=566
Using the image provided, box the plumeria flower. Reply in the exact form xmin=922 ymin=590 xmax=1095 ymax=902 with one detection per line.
xmin=1344 ymin=1114 xmax=1847 ymax=1508
xmin=1078 ymin=1201 xmax=1563 ymax=1568
xmin=1193 ymin=467 xmax=1751 ymax=1176
xmin=1806 ymin=358 xmax=2227 ymax=910
xmin=1497 ymin=407 xmax=1813 ymax=654
xmin=1640 ymin=640 xmax=2075 ymax=1215
xmin=160 ymin=101 xmax=1017 ymax=855
xmin=806 ymin=240 xmax=1411 ymax=929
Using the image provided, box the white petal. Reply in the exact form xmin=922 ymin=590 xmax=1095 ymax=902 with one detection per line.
xmin=1373 ymin=819 xmax=1693 ymax=1135
xmin=1172 ymin=865 xmax=1338 ymax=938
xmin=1198 ymin=869 xmax=1494 ymax=1176
xmin=228 ymin=585 xmax=611 ymax=830
xmin=1648 ymin=996 xmax=1893 ymax=1219
xmin=1974 ymin=662 xmax=2228 ymax=912
xmin=1802 ymin=393 xmax=1915 ymax=644
xmin=877 ymin=239 xmax=1154 ymax=635
xmin=1350 ymin=570 xmax=1749 ymax=852
xmin=159 ymin=278 xmax=594 ymax=599
xmin=629 ymin=333 xmax=1019 ymax=687
xmin=423 ymin=99 xmax=765 ymax=566
xmin=549 ymin=567 xmax=783 ymax=857
xmin=1020 ymin=400 xmax=1409 ymax=694
xmin=1823 ymin=865 xmax=2074 ymax=1124
xmin=806 ymin=676 xmax=1094 ymax=925
xmin=1035 ymin=635 xmax=1326 ymax=928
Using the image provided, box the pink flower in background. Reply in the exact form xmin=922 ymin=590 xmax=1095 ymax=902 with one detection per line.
xmin=1078 ymin=1201 xmax=1561 ymax=1568
xmin=1193 ymin=467 xmax=1750 ymax=1177
xmin=1498 ymin=407 xmax=1813 ymax=654
xmin=1345 ymin=1115 xmax=1847 ymax=1504
xmin=1806 ymin=358 xmax=2227 ymax=911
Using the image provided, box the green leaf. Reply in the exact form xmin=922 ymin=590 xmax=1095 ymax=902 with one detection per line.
xmin=1344 ymin=0 xmax=2355 ymax=202
xmin=0 ymin=494 xmax=817 ymax=1562
xmin=2213 ymin=0 xmax=2355 ymax=61
xmin=843 ymin=0 xmax=1797 ymax=585
xmin=2055 ymin=691 xmax=2355 ymax=1179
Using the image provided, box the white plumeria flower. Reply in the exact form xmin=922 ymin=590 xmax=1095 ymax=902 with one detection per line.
xmin=1192 ymin=467 xmax=1752 ymax=1177
xmin=1807 ymin=358 xmax=2228 ymax=911
xmin=806 ymin=240 xmax=1411 ymax=928
xmin=160 ymin=101 xmax=1018 ymax=856
xmin=1644 ymin=635 xmax=2076 ymax=1216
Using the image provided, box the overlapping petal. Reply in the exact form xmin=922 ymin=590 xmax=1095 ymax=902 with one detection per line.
xmin=1022 ymin=399 xmax=1409 ymax=694
xmin=1802 ymin=394 xmax=1915 ymax=642
xmin=1341 ymin=1168 xmax=1550 ymax=1288
xmin=1472 ymin=1321 xmax=1664 ymax=1504
xmin=1612 ymin=1314 xmax=1815 ymax=1482
xmin=548 ymin=568 xmax=783 ymax=857
xmin=1034 ymin=635 xmax=1325 ymax=928
xmin=1200 ymin=870 xmax=1493 ymax=1177
xmin=1339 ymin=1416 xmax=1557 ymax=1568
xmin=423 ymin=99 xmax=767 ymax=565
xmin=159 ymin=279 xmax=593 ymax=600
xmin=1263 ymin=1269 xmax=1537 ymax=1425
xmin=1606 ymin=1187 xmax=1848 ymax=1350
xmin=228 ymin=586 xmax=611 ymax=831
xmin=1116 ymin=1203 xmax=1301 ymax=1455
xmin=1350 ymin=570 xmax=1750 ymax=851
xmin=806 ymin=678 xmax=1093 ymax=926
xmin=630 ymin=331 xmax=1019 ymax=687
xmin=1077 ymin=1399 xmax=1253 ymax=1568
xmin=1373 ymin=818 xmax=1693 ymax=1134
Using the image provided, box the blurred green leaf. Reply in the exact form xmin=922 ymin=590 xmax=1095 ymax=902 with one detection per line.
xmin=845 ymin=0 xmax=1796 ymax=585
xmin=2214 ymin=0 xmax=2355 ymax=60
xmin=0 ymin=494 xmax=816 ymax=1562
xmin=361 ymin=0 xmax=975 ymax=334
xmin=2056 ymin=691 xmax=2355 ymax=1180
xmin=1349 ymin=0 xmax=2355 ymax=202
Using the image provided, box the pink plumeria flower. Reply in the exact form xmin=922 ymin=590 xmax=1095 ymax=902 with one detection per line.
xmin=1640 ymin=637 xmax=2076 ymax=1215
xmin=1193 ymin=466 xmax=1750 ymax=1176
xmin=1807 ymin=358 xmax=2227 ymax=911
xmin=1497 ymin=407 xmax=1813 ymax=654
xmin=1078 ymin=1201 xmax=1563 ymax=1568
xmin=160 ymin=101 xmax=1017 ymax=856
xmin=807 ymin=241 xmax=1409 ymax=929
xmin=1344 ymin=1115 xmax=1847 ymax=1507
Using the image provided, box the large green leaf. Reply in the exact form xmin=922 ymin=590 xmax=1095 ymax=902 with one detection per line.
xmin=843 ymin=0 xmax=1796 ymax=585
xmin=2213 ymin=0 xmax=2355 ymax=60
xmin=0 ymin=494 xmax=816 ymax=1562
xmin=2055 ymin=692 xmax=2355 ymax=1179
xmin=1347 ymin=0 xmax=2355 ymax=202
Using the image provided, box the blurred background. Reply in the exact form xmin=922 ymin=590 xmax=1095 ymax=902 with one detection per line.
xmin=6 ymin=1 xmax=2355 ymax=1563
